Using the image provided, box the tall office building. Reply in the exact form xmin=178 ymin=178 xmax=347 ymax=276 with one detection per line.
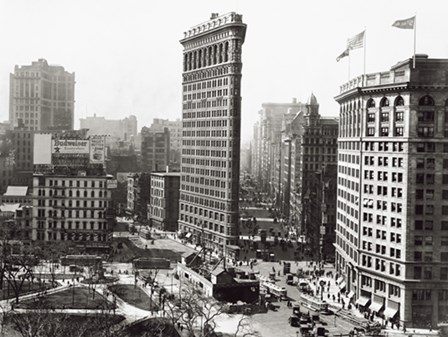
xmin=252 ymin=99 xmax=306 ymax=195
xmin=9 ymin=59 xmax=75 ymax=131
xmin=335 ymin=55 xmax=448 ymax=328
xmin=178 ymin=13 xmax=246 ymax=258
xmin=281 ymin=94 xmax=338 ymax=260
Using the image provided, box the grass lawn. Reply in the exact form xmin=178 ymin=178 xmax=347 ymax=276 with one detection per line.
xmin=0 ymin=280 xmax=58 ymax=301
xmin=110 ymin=238 xmax=181 ymax=263
xmin=5 ymin=313 xmax=126 ymax=337
xmin=108 ymin=284 xmax=159 ymax=311
xmin=15 ymin=286 xmax=115 ymax=310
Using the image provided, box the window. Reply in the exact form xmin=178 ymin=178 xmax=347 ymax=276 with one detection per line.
xmin=441 ymin=268 xmax=448 ymax=280
xmin=395 ymin=96 xmax=404 ymax=106
xmin=419 ymin=95 xmax=435 ymax=106
xmin=395 ymin=127 xmax=404 ymax=136
xmin=414 ymin=252 xmax=422 ymax=261
xmin=380 ymin=112 xmax=389 ymax=122
xmin=414 ymin=266 xmax=422 ymax=279
xmin=395 ymin=111 xmax=404 ymax=122
xmin=380 ymin=127 xmax=389 ymax=136
xmin=380 ymin=97 xmax=390 ymax=107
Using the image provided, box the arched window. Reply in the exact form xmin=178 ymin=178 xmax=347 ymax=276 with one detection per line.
xmin=380 ymin=97 xmax=390 ymax=107
xmin=367 ymin=99 xmax=375 ymax=108
xmin=208 ymin=46 xmax=212 ymax=65
xmin=91 ymin=191 xmax=95 ymax=197
xmin=218 ymin=44 xmax=223 ymax=63
xmin=198 ymin=49 xmax=202 ymax=68
xmin=213 ymin=45 xmax=218 ymax=64
xmin=395 ymin=96 xmax=404 ymax=106
xmin=76 ymin=190 xmax=80 ymax=197
xmin=84 ymin=191 xmax=88 ymax=197
xmin=224 ymin=42 xmax=229 ymax=62
xmin=419 ymin=95 xmax=435 ymax=106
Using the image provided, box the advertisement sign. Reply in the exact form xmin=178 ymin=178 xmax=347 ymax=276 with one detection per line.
xmin=52 ymin=139 xmax=90 ymax=154
xmin=33 ymin=134 xmax=52 ymax=164
xmin=106 ymin=179 xmax=118 ymax=189
xmin=90 ymin=136 xmax=105 ymax=164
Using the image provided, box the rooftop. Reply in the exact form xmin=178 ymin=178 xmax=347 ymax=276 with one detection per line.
xmin=0 ymin=203 xmax=21 ymax=213
xmin=182 ymin=12 xmax=244 ymax=41
xmin=3 ymin=186 xmax=28 ymax=196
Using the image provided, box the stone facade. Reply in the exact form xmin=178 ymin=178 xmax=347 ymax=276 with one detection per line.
xmin=335 ymin=54 xmax=448 ymax=328
xmin=178 ymin=12 xmax=246 ymax=258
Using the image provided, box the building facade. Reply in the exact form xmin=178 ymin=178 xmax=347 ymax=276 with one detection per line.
xmin=148 ymin=172 xmax=180 ymax=231
xmin=140 ymin=126 xmax=170 ymax=173
xmin=33 ymin=173 xmax=113 ymax=245
xmin=9 ymin=59 xmax=75 ymax=131
xmin=126 ymin=172 xmax=151 ymax=223
xmin=149 ymin=118 xmax=182 ymax=170
xmin=335 ymin=55 xmax=448 ymax=328
xmin=252 ymin=99 xmax=306 ymax=197
xmin=281 ymin=94 xmax=338 ymax=261
xmin=7 ymin=128 xmax=34 ymax=187
xmin=80 ymin=114 xmax=138 ymax=141
xmin=178 ymin=12 xmax=246 ymax=258
xmin=32 ymin=132 xmax=114 ymax=252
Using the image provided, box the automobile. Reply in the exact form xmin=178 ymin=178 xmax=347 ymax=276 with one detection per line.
xmin=286 ymin=273 xmax=294 ymax=285
xmin=267 ymin=302 xmax=279 ymax=311
xmin=311 ymin=314 xmax=320 ymax=323
xmin=313 ymin=326 xmax=328 ymax=337
xmin=289 ymin=315 xmax=300 ymax=327
xmin=299 ymin=324 xmax=313 ymax=337
xmin=292 ymin=305 xmax=301 ymax=316
xmin=299 ymin=316 xmax=311 ymax=325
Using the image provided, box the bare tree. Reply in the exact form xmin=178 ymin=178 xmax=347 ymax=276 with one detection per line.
xmin=4 ymin=248 xmax=37 ymax=304
xmin=233 ymin=315 xmax=261 ymax=337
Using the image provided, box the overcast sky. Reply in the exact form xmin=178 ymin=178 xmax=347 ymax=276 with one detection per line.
xmin=1 ymin=0 xmax=448 ymax=143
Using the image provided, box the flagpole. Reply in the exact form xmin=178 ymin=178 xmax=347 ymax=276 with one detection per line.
xmin=413 ymin=14 xmax=417 ymax=69
xmin=363 ymin=27 xmax=367 ymax=84
xmin=348 ymin=50 xmax=351 ymax=81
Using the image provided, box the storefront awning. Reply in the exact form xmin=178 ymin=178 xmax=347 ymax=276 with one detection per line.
xmin=347 ymin=291 xmax=355 ymax=299
xmin=369 ymin=301 xmax=384 ymax=313
xmin=185 ymin=232 xmax=192 ymax=238
xmin=355 ymin=296 xmax=370 ymax=307
xmin=384 ymin=307 xmax=399 ymax=319
xmin=339 ymin=281 xmax=346 ymax=290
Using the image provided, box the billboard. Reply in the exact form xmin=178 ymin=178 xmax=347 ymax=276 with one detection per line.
xmin=90 ymin=136 xmax=105 ymax=164
xmin=33 ymin=134 xmax=52 ymax=165
xmin=52 ymin=139 xmax=90 ymax=154
xmin=106 ymin=179 xmax=118 ymax=189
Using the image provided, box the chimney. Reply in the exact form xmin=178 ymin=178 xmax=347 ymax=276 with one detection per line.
xmin=210 ymin=13 xmax=219 ymax=19
xmin=292 ymin=98 xmax=297 ymax=104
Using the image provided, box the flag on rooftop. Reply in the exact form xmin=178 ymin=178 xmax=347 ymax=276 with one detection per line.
xmin=336 ymin=49 xmax=349 ymax=62
xmin=392 ymin=16 xmax=415 ymax=29
xmin=347 ymin=31 xmax=365 ymax=50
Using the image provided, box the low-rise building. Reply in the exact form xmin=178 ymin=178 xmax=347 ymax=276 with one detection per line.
xmin=1 ymin=186 xmax=31 ymax=206
xmin=148 ymin=172 xmax=180 ymax=231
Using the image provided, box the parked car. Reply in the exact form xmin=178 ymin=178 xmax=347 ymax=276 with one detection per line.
xmin=289 ymin=315 xmax=300 ymax=327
